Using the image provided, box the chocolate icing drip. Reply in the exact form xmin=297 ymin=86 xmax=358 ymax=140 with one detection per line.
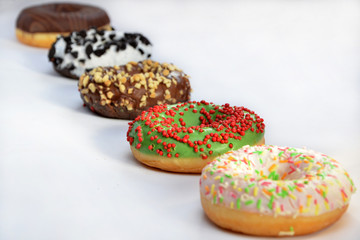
xmin=16 ymin=3 xmax=110 ymax=33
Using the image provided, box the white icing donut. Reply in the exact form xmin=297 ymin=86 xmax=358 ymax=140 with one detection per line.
xmin=199 ymin=145 xmax=356 ymax=236
xmin=48 ymin=28 xmax=152 ymax=79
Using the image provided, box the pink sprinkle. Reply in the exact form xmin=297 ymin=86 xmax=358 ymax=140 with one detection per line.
xmin=276 ymin=186 xmax=280 ymax=193
xmin=219 ymin=186 xmax=224 ymax=194
xmin=261 ymin=181 xmax=271 ymax=186
xmin=280 ymin=204 xmax=284 ymax=212
xmin=230 ymin=192 xmax=237 ymax=198
xmin=288 ymin=166 xmax=296 ymax=174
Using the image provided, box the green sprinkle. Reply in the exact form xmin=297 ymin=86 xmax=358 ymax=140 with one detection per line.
xmin=248 ymin=183 xmax=255 ymax=188
xmin=254 ymin=150 xmax=263 ymax=155
xmin=210 ymin=171 xmax=214 ymax=175
xmin=225 ymin=174 xmax=232 ymax=179
xmin=245 ymin=187 xmax=250 ymax=193
xmin=213 ymin=195 xmax=217 ymax=204
xmin=245 ymin=200 xmax=254 ymax=206
xmin=278 ymin=151 xmax=284 ymax=157
xmin=268 ymin=195 xmax=274 ymax=209
xmin=230 ymin=181 xmax=235 ymax=186
xmin=220 ymin=177 xmax=224 ymax=183
xmin=317 ymin=173 xmax=325 ymax=180
xmin=278 ymin=189 xmax=289 ymax=198
xmin=288 ymin=185 xmax=296 ymax=191
xmin=259 ymin=158 xmax=263 ymax=164
xmin=219 ymin=196 xmax=224 ymax=203
xmin=290 ymin=152 xmax=298 ymax=157
xmin=257 ymin=199 xmax=262 ymax=210
xmin=255 ymin=169 xmax=260 ymax=175
xmin=290 ymin=226 xmax=294 ymax=232
xmin=236 ymin=198 xmax=241 ymax=209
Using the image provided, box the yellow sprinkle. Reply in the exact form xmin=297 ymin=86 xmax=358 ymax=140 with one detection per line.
xmin=214 ymin=176 xmax=221 ymax=180
xmin=211 ymin=184 xmax=215 ymax=195
xmin=254 ymin=187 xmax=259 ymax=197
xmin=230 ymin=201 xmax=234 ymax=209
xmin=305 ymin=163 xmax=313 ymax=172
xmin=306 ymin=195 xmax=312 ymax=207
xmin=315 ymin=204 xmax=320 ymax=215
xmin=324 ymin=201 xmax=330 ymax=210
xmin=275 ymin=206 xmax=281 ymax=214
xmin=289 ymin=194 xmax=297 ymax=200
xmin=302 ymin=207 xmax=310 ymax=213
xmin=237 ymin=188 xmax=242 ymax=192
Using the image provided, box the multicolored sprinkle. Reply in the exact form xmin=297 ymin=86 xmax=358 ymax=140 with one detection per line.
xmin=200 ymin=145 xmax=356 ymax=217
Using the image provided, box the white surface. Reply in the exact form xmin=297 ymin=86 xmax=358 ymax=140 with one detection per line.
xmin=1 ymin=0 xmax=360 ymax=239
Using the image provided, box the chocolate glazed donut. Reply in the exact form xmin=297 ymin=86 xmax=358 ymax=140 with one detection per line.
xmin=16 ymin=3 xmax=111 ymax=48
xmin=78 ymin=60 xmax=192 ymax=119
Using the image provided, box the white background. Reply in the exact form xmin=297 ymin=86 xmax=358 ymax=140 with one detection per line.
xmin=1 ymin=0 xmax=359 ymax=239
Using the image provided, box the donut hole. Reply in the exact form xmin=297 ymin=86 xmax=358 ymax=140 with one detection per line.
xmin=255 ymin=162 xmax=308 ymax=181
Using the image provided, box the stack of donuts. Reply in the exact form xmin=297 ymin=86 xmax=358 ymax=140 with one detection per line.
xmin=16 ymin=2 xmax=356 ymax=237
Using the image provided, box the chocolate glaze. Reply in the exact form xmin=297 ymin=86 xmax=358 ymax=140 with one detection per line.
xmin=16 ymin=3 xmax=110 ymax=33
xmin=78 ymin=60 xmax=192 ymax=119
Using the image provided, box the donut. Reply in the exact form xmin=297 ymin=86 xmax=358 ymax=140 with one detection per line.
xmin=48 ymin=28 xmax=152 ymax=79
xmin=78 ymin=60 xmax=191 ymax=119
xmin=16 ymin=3 xmax=111 ymax=48
xmin=127 ymin=101 xmax=265 ymax=173
xmin=199 ymin=145 xmax=356 ymax=236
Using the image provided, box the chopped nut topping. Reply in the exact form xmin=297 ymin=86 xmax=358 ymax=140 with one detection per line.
xmin=82 ymin=75 xmax=89 ymax=87
xmin=163 ymin=69 xmax=170 ymax=76
xmin=120 ymin=84 xmax=126 ymax=93
xmin=88 ymin=83 xmax=96 ymax=93
xmin=107 ymin=92 xmax=114 ymax=99
xmin=104 ymin=80 xmax=112 ymax=87
xmin=120 ymin=77 xmax=127 ymax=84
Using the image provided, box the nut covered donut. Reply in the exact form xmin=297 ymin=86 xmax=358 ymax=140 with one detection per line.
xmin=79 ymin=60 xmax=191 ymax=119
xmin=200 ymin=145 xmax=356 ymax=236
xmin=127 ymin=101 xmax=265 ymax=173
xmin=16 ymin=3 xmax=111 ymax=48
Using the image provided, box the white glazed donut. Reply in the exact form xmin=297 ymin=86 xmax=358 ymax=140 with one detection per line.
xmin=199 ymin=145 xmax=356 ymax=236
